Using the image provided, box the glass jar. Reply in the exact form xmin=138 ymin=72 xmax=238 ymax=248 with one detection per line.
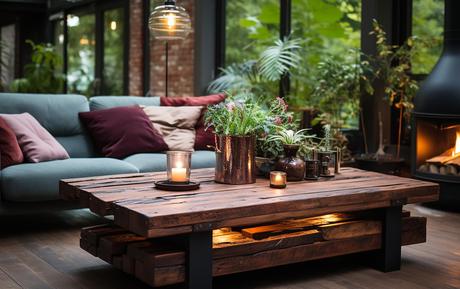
xmin=167 ymin=151 xmax=192 ymax=183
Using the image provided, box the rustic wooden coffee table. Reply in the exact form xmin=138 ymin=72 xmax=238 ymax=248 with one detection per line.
xmin=60 ymin=167 xmax=438 ymax=289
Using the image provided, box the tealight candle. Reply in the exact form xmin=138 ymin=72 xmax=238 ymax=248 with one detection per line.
xmin=270 ymin=171 xmax=287 ymax=189
xmin=171 ymin=167 xmax=187 ymax=182
xmin=167 ymin=151 xmax=192 ymax=183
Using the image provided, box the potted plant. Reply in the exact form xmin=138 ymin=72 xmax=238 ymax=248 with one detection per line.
xmin=356 ymin=20 xmax=419 ymax=174
xmin=268 ymin=127 xmax=312 ymax=181
xmin=205 ymin=92 xmax=270 ymax=184
xmin=255 ymin=96 xmax=296 ymax=177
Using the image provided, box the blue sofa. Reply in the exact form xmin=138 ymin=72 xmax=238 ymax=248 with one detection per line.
xmin=0 ymin=93 xmax=215 ymax=202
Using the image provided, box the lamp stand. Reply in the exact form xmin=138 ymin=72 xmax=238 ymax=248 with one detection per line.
xmin=165 ymin=41 xmax=169 ymax=97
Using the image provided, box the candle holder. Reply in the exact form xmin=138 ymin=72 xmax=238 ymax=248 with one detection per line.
xmin=318 ymin=151 xmax=336 ymax=178
xmin=305 ymin=159 xmax=320 ymax=180
xmin=270 ymin=171 xmax=287 ymax=189
xmin=155 ymin=151 xmax=200 ymax=191
xmin=167 ymin=151 xmax=192 ymax=183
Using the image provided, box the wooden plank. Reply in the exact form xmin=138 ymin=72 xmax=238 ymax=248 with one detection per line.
xmin=98 ymin=233 xmax=147 ymax=256
xmin=318 ymin=220 xmax=381 ymax=240
xmin=144 ymin=222 xmax=426 ymax=287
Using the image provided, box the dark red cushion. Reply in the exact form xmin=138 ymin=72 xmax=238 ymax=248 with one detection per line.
xmin=79 ymin=106 xmax=168 ymax=159
xmin=160 ymin=94 xmax=226 ymax=106
xmin=160 ymin=94 xmax=226 ymax=150
xmin=0 ymin=117 xmax=24 ymax=169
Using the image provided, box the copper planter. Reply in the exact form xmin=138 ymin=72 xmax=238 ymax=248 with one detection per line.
xmin=215 ymin=135 xmax=256 ymax=185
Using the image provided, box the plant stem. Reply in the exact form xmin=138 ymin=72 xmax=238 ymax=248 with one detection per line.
xmin=360 ymin=108 xmax=369 ymax=154
xmin=397 ymin=105 xmax=403 ymax=160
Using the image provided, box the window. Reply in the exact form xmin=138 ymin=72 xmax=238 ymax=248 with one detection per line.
xmin=51 ymin=2 xmax=127 ymax=97
xmin=291 ymin=0 xmax=361 ymax=128
xmin=225 ymin=0 xmax=280 ymax=66
xmin=67 ymin=11 xmax=96 ymax=96
xmin=411 ymin=0 xmax=444 ymax=75
xmin=102 ymin=7 xmax=125 ymax=95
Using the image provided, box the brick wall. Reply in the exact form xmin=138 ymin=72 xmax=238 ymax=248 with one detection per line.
xmin=128 ymin=0 xmax=195 ymax=97
xmin=149 ymin=0 xmax=195 ymax=96
xmin=128 ymin=0 xmax=144 ymax=96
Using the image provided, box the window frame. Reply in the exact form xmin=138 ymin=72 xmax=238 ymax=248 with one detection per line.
xmin=49 ymin=0 xmax=129 ymax=96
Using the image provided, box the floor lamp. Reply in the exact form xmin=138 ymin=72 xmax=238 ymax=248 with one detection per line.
xmin=149 ymin=0 xmax=192 ymax=97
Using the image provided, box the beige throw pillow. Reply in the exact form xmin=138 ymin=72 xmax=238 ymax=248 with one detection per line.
xmin=141 ymin=106 xmax=203 ymax=152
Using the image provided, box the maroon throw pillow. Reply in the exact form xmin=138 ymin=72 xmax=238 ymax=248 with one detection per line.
xmin=160 ymin=94 xmax=226 ymax=150
xmin=160 ymin=94 xmax=226 ymax=106
xmin=79 ymin=106 xmax=168 ymax=159
xmin=0 ymin=117 xmax=24 ymax=169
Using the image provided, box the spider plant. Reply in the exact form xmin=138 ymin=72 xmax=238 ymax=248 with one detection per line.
xmin=267 ymin=127 xmax=312 ymax=146
xmin=208 ymin=38 xmax=302 ymax=105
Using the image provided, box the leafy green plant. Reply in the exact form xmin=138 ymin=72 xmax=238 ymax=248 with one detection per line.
xmin=10 ymin=40 xmax=65 ymax=93
xmin=208 ymin=38 xmax=301 ymax=105
xmin=205 ymin=92 xmax=270 ymax=136
xmin=371 ymin=20 xmax=419 ymax=159
xmin=256 ymin=96 xmax=297 ymax=158
xmin=267 ymin=128 xmax=311 ymax=145
xmin=310 ymin=51 xmax=373 ymax=129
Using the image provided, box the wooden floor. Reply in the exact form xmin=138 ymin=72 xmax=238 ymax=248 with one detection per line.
xmin=0 ymin=204 xmax=459 ymax=289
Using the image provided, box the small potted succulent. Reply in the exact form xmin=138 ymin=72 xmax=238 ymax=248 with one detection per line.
xmin=268 ymin=128 xmax=311 ymax=181
xmin=205 ymin=92 xmax=270 ymax=185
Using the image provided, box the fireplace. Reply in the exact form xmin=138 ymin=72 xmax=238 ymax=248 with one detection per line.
xmin=412 ymin=0 xmax=460 ymax=204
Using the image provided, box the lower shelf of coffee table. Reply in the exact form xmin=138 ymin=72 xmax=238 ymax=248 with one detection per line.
xmin=80 ymin=211 xmax=426 ymax=287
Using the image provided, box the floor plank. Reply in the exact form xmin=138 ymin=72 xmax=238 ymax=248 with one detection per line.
xmin=0 ymin=205 xmax=459 ymax=289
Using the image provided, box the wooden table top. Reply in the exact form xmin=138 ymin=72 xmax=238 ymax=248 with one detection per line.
xmin=60 ymin=167 xmax=439 ymax=238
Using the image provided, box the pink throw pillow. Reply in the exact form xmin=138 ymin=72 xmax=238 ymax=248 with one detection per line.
xmin=0 ymin=113 xmax=69 ymax=163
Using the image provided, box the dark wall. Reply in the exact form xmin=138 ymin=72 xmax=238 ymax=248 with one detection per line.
xmin=0 ymin=0 xmax=47 ymax=78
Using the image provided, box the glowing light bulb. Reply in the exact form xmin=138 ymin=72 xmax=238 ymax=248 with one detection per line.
xmin=110 ymin=21 xmax=117 ymax=31
xmin=166 ymin=13 xmax=176 ymax=29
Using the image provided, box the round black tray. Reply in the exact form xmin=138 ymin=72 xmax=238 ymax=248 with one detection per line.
xmin=154 ymin=180 xmax=200 ymax=191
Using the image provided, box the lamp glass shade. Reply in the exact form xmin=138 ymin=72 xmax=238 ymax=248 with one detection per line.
xmin=149 ymin=3 xmax=192 ymax=40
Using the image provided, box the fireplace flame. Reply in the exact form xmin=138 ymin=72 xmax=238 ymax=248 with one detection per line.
xmin=452 ymin=131 xmax=460 ymax=157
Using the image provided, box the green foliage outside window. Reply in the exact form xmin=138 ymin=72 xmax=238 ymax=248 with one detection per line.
xmin=411 ymin=0 xmax=444 ymax=75
xmin=223 ymin=0 xmax=362 ymax=128
xmin=10 ymin=40 xmax=65 ymax=94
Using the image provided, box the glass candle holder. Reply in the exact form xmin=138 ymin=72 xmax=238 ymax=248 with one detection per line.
xmin=167 ymin=151 xmax=192 ymax=183
xmin=305 ymin=159 xmax=320 ymax=180
xmin=270 ymin=171 xmax=287 ymax=189
xmin=318 ymin=151 xmax=336 ymax=178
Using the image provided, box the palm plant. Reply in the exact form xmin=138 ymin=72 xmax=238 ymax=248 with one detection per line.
xmin=208 ymin=38 xmax=302 ymax=105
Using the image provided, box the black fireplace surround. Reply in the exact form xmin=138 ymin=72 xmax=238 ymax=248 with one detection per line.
xmin=412 ymin=0 xmax=460 ymax=204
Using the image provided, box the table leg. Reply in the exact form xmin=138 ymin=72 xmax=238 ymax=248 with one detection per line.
xmin=186 ymin=230 xmax=213 ymax=289
xmin=377 ymin=205 xmax=402 ymax=272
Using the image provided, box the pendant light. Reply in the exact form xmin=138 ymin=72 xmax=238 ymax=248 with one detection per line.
xmin=148 ymin=0 xmax=192 ymax=97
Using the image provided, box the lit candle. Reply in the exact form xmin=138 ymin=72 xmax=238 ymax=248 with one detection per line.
xmin=171 ymin=167 xmax=187 ymax=182
xmin=270 ymin=171 xmax=287 ymax=189
xmin=167 ymin=151 xmax=192 ymax=183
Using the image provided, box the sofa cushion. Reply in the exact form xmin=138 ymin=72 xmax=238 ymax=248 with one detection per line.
xmin=1 ymin=113 xmax=70 ymax=163
xmin=124 ymin=151 xmax=216 ymax=173
xmin=0 ymin=93 xmax=89 ymax=136
xmin=79 ymin=106 xmax=168 ymax=159
xmin=90 ymin=96 xmax=161 ymax=111
xmin=0 ymin=93 xmax=95 ymax=158
xmin=1 ymin=158 xmax=139 ymax=202
xmin=160 ymin=94 xmax=226 ymax=150
xmin=0 ymin=117 xmax=24 ymax=169
xmin=141 ymin=106 xmax=203 ymax=152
